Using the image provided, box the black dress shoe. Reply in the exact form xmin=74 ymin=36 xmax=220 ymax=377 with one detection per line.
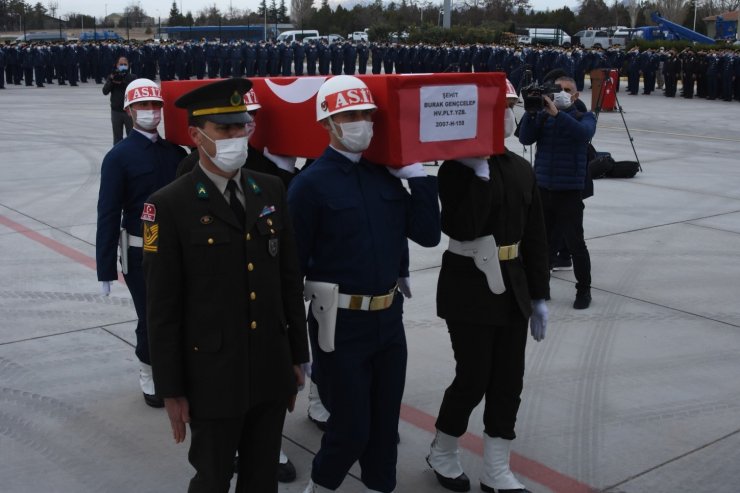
xmin=480 ymin=484 xmax=531 ymax=493
xmin=277 ymin=459 xmax=296 ymax=483
xmin=432 ymin=470 xmax=470 ymax=492
xmin=143 ymin=393 xmax=164 ymax=408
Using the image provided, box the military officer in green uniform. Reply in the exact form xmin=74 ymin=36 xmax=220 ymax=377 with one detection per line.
xmin=143 ymin=78 xmax=309 ymax=493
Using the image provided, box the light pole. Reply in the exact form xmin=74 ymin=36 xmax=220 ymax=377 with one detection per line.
xmin=692 ymin=0 xmax=698 ymax=32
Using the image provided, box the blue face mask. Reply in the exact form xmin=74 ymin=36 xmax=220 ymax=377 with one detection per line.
xmin=118 ymin=64 xmax=128 ymax=71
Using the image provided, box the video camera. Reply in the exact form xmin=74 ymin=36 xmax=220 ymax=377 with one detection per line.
xmin=521 ymin=81 xmax=561 ymax=113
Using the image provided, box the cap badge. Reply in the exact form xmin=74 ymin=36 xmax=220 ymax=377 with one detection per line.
xmin=230 ymin=91 xmax=242 ymax=106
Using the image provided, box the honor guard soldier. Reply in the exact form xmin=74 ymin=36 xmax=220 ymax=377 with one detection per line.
xmin=143 ymin=78 xmax=309 ymax=493
xmin=289 ymin=75 xmax=441 ymax=493
xmin=427 ymin=80 xmax=550 ymax=493
xmin=175 ymin=86 xmax=304 ymax=483
xmin=96 ymin=78 xmax=186 ymax=408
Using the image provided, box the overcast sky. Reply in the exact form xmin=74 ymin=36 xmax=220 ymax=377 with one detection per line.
xmin=59 ymin=0 xmax=579 ymax=21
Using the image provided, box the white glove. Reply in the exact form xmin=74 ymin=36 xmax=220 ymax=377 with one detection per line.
xmin=100 ymin=281 xmax=111 ymax=296
xmin=398 ymin=277 xmax=412 ymax=298
xmin=387 ymin=162 xmax=426 ymax=179
xmin=298 ymin=362 xmax=312 ymax=391
xmin=530 ymin=299 xmax=548 ymax=342
xmin=457 ymin=157 xmax=490 ymax=180
xmin=300 ymin=361 xmax=312 ymax=380
xmin=263 ymin=146 xmax=297 ymax=173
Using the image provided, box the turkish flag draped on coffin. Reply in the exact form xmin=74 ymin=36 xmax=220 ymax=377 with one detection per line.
xmin=162 ymin=73 xmax=506 ymax=167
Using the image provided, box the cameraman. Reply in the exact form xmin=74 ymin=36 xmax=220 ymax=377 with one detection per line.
xmin=102 ymin=56 xmax=137 ymax=145
xmin=518 ymin=76 xmax=595 ymax=309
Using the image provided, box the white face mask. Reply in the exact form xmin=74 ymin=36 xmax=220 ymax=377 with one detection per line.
xmin=198 ymin=128 xmax=249 ymax=173
xmin=504 ymin=108 xmax=516 ymax=139
xmin=133 ymin=109 xmax=161 ymax=131
xmin=553 ymin=90 xmax=572 ymax=110
xmin=331 ymin=120 xmax=374 ymax=152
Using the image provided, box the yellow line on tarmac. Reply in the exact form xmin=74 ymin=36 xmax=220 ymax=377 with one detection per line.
xmin=597 ymin=125 xmax=740 ymax=143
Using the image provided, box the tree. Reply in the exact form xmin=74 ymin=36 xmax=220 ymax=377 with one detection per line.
xmin=123 ymin=2 xmax=149 ymax=28
xmin=623 ymin=0 xmax=641 ymax=27
xmin=577 ymin=0 xmax=610 ymax=29
xmin=269 ymin=0 xmax=278 ymax=21
xmin=257 ymin=0 xmax=267 ymax=18
xmin=278 ymin=0 xmax=288 ymax=22
xmin=291 ymin=0 xmax=314 ymax=27
xmin=653 ymin=0 xmax=689 ymax=24
xmin=169 ymin=0 xmax=183 ymax=25
xmin=196 ymin=4 xmax=221 ymax=24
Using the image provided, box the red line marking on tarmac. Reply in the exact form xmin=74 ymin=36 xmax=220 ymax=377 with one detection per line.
xmin=0 ymin=214 xmax=124 ymax=283
xmin=400 ymin=401 xmax=598 ymax=493
xmin=2 ymin=212 xmax=595 ymax=493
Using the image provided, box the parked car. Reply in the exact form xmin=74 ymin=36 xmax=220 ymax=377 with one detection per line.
xmin=348 ymin=31 xmax=369 ymax=42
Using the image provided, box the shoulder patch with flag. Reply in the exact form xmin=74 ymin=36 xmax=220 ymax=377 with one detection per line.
xmin=141 ymin=203 xmax=157 ymax=222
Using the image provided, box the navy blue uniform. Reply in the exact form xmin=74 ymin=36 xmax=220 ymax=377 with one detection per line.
xmin=288 ymin=148 xmax=440 ymax=492
xmin=96 ymin=131 xmax=186 ymax=365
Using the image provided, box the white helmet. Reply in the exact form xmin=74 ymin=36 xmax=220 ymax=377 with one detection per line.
xmin=505 ymin=79 xmax=519 ymax=102
xmin=315 ymin=75 xmax=377 ymax=122
xmin=124 ymin=78 xmax=163 ymax=109
xmin=243 ymin=88 xmax=262 ymax=112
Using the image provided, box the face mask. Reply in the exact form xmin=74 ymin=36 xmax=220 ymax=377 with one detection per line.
xmin=504 ymin=108 xmax=516 ymax=139
xmin=118 ymin=64 xmax=128 ymax=71
xmin=134 ymin=109 xmax=161 ymax=131
xmin=332 ymin=120 xmax=373 ymax=152
xmin=198 ymin=128 xmax=249 ymax=173
xmin=553 ymin=90 xmax=572 ymax=110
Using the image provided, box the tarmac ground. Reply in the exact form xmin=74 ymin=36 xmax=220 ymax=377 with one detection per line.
xmin=1 ymin=78 xmax=740 ymax=493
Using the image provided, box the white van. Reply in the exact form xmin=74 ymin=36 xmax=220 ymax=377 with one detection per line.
xmin=276 ymin=30 xmax=319 ymax=43
xmin=522 ymin=28 xmax=571 ymax=47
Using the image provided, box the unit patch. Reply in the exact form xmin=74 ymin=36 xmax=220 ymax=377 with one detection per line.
xmin=143 ymin=223 xmax=159 ymax=253
xmin=268 ymin=238 xmax=279 ymax=257
xmin=141 ymin=203 xmax=157 ymax=222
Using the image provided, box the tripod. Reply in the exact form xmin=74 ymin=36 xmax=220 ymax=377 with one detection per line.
xmin=593 ymin=69 xmax=642 ymax=171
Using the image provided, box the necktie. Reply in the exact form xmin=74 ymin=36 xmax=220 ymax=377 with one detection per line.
xmin=226 ymin=179 xmax=245 ymax=228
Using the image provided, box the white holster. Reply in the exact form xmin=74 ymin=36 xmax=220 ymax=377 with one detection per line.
xmin=119 ymin=228 xmax=129 ymax=275
xmin=303 ymin=281 xmax=339 ymax=353
xmin=448 ymin=236 xmax=506 ymax=294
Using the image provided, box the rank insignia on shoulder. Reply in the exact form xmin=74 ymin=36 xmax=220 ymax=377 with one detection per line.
xmin=196 ymin=182 xmax=209 ymax=199
xmin=200 ymin=215 xmax=213 ymax=225
xmin=141 ymin=203 xmax=156 ymax=222
xmin=259 ymin=205 xmax=275 ymax=217
xmin=247 ymin=177 xmax=261 ymax=195
xmin=143 ymin=222 xmax=159 ymax=253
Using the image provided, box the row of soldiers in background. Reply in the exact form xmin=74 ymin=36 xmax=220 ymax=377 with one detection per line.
xmin=624 ymin=46 xmax=740 ymax=101
xmin=0 ymin=39 xmax=625 ymax=93
xmin=3 ymin=39 xmax=740 ymax=102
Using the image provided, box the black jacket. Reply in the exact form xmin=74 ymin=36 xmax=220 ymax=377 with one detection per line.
xmin=144 ymin=166 xmax=309 ymax=419
xmin=102 ymin=71 xmax=137 ymax=111
xmin=437 ymin=150 xmax=550 ymax=323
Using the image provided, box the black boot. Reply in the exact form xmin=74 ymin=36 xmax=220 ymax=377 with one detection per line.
xmin=573 ymin=288 xmax=591 ymax=309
